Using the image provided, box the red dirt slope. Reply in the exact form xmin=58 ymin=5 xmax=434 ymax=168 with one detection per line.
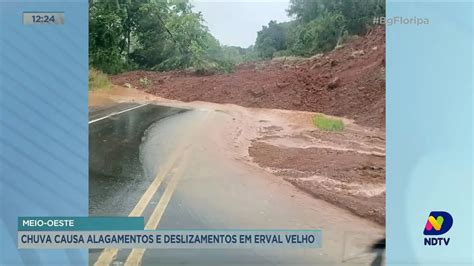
xmin=112 ymin=27 xmax=385 ymax=128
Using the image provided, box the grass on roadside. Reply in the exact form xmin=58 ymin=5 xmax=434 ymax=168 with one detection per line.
xmin=89 ymin=68 xmax=112 ymax=91
xmin=312 ymin=114 xmax=344 ymax=131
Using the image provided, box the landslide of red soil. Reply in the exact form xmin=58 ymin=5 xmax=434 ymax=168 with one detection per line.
xmin=249 ymin=142 xmax=385 ymax=184
xmin=249 ymin=141 xmax=385 ymax=224
xmin=111 ymin=27 xmax=385 ymax=128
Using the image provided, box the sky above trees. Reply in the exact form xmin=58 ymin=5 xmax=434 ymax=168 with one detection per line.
xmin=191 ymin=0 xmax=291 ymax=47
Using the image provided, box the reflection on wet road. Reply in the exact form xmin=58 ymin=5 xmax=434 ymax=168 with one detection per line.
xmin=88 ymin=103 xmax=385 ymax=265
xmin=89 ymin=104 xmax=187 ymax=215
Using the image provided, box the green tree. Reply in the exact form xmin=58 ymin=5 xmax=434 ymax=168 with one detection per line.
xmin=287 ymin=12 xmax=345 ymax=56
xmin=288 ymin=0 xmax=385 ymax=35
xmin=282 ymin=0 xmax=385 ymax=56
xmin=255 ymin=20 xmax=289 ymax=58
xmin=89 ymin=1 xmax=126 ymax=74
xmin=89 ymin=0 xmax=237 ymax=74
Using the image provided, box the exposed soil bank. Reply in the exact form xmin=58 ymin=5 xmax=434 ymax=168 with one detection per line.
xmin=249 ymin=140 xmax=385 ymax=225
xmin=111 ymin=27 xmax=385 ymax=128
xmin=249 ymin=142 xmax=384 ymax=184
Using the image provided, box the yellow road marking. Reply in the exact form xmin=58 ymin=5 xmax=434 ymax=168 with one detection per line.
xmin=94 ymin=111 xmax=210 ymax=266
xmin=124 ymin=154 xmax=190 ymax=266
xmin=93 ymin=149 xmax=183 ymax=266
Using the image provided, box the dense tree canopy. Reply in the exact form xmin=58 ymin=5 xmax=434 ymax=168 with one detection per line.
xmin=255 ymin=0 xmax=385 ymax=58
xmin=255 ymin=21 xmax=289 ymax=58
xmin=90 ymin=0 xmax=385 ymax=74
xmin=89 ymin=0 xmax=239 ymax=74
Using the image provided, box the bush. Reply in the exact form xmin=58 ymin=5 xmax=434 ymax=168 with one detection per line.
xmin=312 ymin=114 xmax=344 ymax=131
xmin=139 ymin=77 xmax=152 ymax=88
xmin=89 ymin=68 xmax=112 ymax=91
xmin=288 ymin=13 xmax=345 ymax=56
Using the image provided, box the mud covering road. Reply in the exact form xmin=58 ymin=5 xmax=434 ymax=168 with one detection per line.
xmin=89 ymin=84 xmax=386 ymax=223
xmin=88 ymin=103 xmax=385 ymax=265
xmin=248 ymin=124 xmax=386 ymax=225
xmin=112 ymin=27 xmax=385 ymax=128
xmin=106 ymin=26 xmax=386 ymax=225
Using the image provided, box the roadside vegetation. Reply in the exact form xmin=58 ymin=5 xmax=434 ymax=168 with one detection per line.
xmin=313 ymin=114 xmax=344 ymax=131
xmin=139 ymin=77 xmax=153 ymax=89
xmin=89 ymin=68 xmax=112 ymax=91
xmin=89 ymin=0 xmax=385 ymax=76
xmin=89 ymin=0 xmax=249 ymax=75
xmin=255 ymin=0 xmax=385 ymax=58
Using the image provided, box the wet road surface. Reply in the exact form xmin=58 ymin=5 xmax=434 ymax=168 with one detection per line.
xmin=88 ymin=104 xmax=385 ymax=265
xmin=89 ymin=103 xmax=187 ymax=215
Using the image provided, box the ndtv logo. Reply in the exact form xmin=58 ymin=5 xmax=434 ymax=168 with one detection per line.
xmin=423 ymin=211 xmax=453 ymax=246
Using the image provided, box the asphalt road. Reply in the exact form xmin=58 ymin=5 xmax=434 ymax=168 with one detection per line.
xmin=89 ymin=103 xmax=187 ymax=215
xmin=88 ymin=103 xmax=384 ymax=266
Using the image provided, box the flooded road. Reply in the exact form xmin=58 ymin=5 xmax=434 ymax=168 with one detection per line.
xmin=88 ymin=103 xmax=384 ymax=265
xmin=89 ymin=104 xmax=187 ymax=215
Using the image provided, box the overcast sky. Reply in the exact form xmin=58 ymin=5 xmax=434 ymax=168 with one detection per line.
xmin=191 ymin=0 xmax=291 ymax=48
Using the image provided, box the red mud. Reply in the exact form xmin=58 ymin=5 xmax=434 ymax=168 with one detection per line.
xmin=111 ymin=27 xmax=385 ymax=128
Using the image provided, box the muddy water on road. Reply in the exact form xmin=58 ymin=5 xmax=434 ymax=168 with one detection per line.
xmin=88 ymin=86 xmax=385 ymax=263
xmin=131 ymin=109 xmax=385 ymax=265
